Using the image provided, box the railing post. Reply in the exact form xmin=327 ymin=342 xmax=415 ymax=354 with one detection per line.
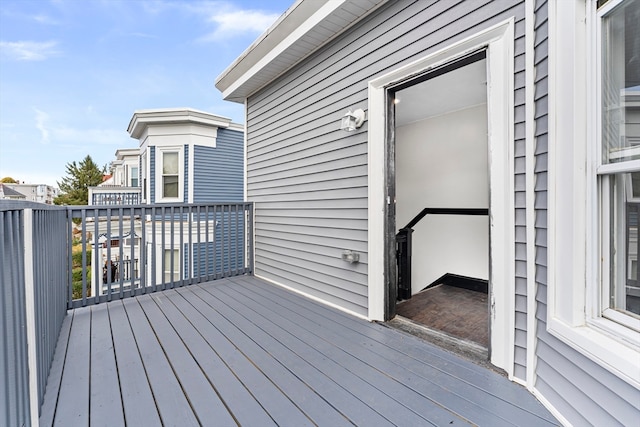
xmin=23 ymin=209 xmax=40 ymax=426
xmin=396 ymin=227 xmax=413 ymax=301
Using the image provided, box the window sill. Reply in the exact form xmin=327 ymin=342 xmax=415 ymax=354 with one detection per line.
xmin=547 ymin=316 xmax=640 ymax=388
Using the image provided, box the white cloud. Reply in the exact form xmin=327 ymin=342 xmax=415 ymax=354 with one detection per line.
xmin=201 ymin=9 xmax=280 ymax=41
xmin=32 ymin=14 xmax=60 ymax=25
xmin=0 ymin=40 xmax=60 ymax=61
xmin=34 ymin=108 xmax=51 ymax=144
xmin=32 ymin=108 xmax=128 ymax=147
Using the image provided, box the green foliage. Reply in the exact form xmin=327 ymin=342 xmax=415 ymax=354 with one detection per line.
xmin=54 ymin=155 xmax=106 ymax=205
xmin=1 ymin=176 xmax=18 ymax=183
xmin=71 ymin=244 xmax=92 ymax=300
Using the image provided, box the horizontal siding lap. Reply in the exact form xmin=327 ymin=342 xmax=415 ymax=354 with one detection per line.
xmin=248 ymin=143 xmax=367 ymax=176
xmin=256 ymin=222 xmax=367 ymax=243
xmin=256 ymin=236 xmax=369 ymax=265
xmin=257 ymin=244 xmax=368 ymax=279
xmin=255 ymin=229 xmax=368 ymax=253
xmin=248 ymin=154 xmax=368 ymax=183
xmin=258 ymin=215 xmax=367 ymax=231
xmin=249 ymin=165 xmax=368 ymax=190
xmin=255 ymin=263 xmax=368 ymax=311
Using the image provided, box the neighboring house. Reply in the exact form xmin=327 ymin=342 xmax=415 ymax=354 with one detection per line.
xmin=4 ymin=183 xmax=56 ymax=204
xmin=127 ymin=108 xmax=244 ymax=204
xmin=0 ymin=184 xmax=26 ymax=200
xmin=215 ymin=0 xmax=640 ymax=425
xmin=89 ymin=108 xmax=245 ymax=297
xmin=89 ymin=148 xmax=141 ymax=206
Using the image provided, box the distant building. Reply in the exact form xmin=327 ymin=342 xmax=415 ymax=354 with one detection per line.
xmin=0 ymin=184 xmax=27 ymax=200
xmin=4 ymin=183 xmax=56 ymax=204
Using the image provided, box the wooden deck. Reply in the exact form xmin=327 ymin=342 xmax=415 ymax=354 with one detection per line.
xmin=39 ymin=276 xmax=557 ymax=426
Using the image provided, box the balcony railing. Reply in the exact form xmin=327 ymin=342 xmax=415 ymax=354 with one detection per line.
xmin=89 ymin=187 xmax=141 ymax=206
xmin=0 ymin=200 xmax=253 ymax=425
xmin=68 ymin=202 xmax=253 ymax=308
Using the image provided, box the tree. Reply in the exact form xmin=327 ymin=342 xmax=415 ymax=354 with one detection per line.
xmin=54 ymin=155 xmax=106 ymax=205
xmin=1 ymin=177 xmax=18 ymax=183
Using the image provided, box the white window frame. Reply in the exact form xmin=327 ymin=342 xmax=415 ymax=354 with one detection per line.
xmin=547 ymin=0 xmax=640 ymax=388
xmin=130 ymin=166 xmax=139 ymax=188
xmin=156 ymin=146 xmax=184 ymax=202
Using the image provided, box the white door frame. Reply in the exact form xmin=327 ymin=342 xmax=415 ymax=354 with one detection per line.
xmin=367 ymin=18 xmax=515 ymax=374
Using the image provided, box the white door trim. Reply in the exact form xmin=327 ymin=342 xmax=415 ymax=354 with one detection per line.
xmin=367 ymin=18 xmax=515 ymax=374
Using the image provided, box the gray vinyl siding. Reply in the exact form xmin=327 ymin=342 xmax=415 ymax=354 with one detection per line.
xmin=150 ymin=146 xmax=155 ymax=203
xmin=533 ymin=1 xmax=639 ymax=424
xmin=246 ymin=0 xmax=525 ymax=317
xmin=513 ymin=12 xmax=528 ymax=381
xmin=193 ymin=129 xmax=244 ymax=203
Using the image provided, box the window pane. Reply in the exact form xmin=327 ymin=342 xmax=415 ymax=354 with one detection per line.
xmin=131 ymin=167 xmax=139 ymax=187
xmin=607 ymin=173 xmax=640 ymax=317
xmin=601 ymin=0 xmax=640 ymax=164
xmin=164 ymin=249 xmax=179 ymax=282
xmin=163 ymin=175 xmax=178 ymax=198
xmin=163 ymin=152 xmax=179 ymax=174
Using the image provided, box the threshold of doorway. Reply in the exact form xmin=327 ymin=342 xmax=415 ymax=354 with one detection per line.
xmin=386 ymin=316 xmax=506 ymax=376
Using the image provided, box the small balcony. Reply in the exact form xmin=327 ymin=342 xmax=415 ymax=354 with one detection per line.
xmin=1 ymin=201 xmax=558 ymax=426
xmin=88 ymin=186 xmax=141 ymax=206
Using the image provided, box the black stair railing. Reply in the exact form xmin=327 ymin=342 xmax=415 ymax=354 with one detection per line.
xmin=396 ymin=208 xmax=489 ymax=301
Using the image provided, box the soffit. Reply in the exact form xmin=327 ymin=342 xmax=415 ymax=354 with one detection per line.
xmin=215 ymin=0 xmax=388 ymax=103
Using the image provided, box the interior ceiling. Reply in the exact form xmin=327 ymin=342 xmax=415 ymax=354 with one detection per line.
xmin=395 ymin=59 xmax=487 ymax=127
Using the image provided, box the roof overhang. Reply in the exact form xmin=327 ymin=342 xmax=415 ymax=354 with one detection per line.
xmin=127 ymin=108 xmax=240 ymax=139
xmin=215 ymin=0 xmax=388 ymax=103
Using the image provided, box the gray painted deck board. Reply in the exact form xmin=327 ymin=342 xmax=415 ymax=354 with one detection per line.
xmin=53 ymin=308 xmax=90 ymax=426
xmin=229 ymin=277 xmax=556 ymax=426
xmin=121 ymin=297 xmax=200 ymax=427
xmin=107 ymin=300 xmax=162 ymax=427
xmin=89 ymin=303 xmax=124 ymax=427
xmin=40 ymin=277 xmax=557 ymax=427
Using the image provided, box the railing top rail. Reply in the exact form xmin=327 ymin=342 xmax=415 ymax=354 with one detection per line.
xmin=0 ymin=200 xmax=67 ymax=212
xmin=402 ymin=207 xmax=489 ymax=230
xmin=66 ymin=201 xmax=254 ymax=217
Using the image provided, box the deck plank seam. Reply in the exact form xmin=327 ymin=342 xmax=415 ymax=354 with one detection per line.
xmin=176 ymin=285 xmax=318 ymax=427
xmin=132 ymin=296 xmax=204 ymax=426
xmin=145 ymin=292 xmax=241 ymax=426
xmin=105 ymin=301 xmax=127 ymax=426
xmin=162 ymin=288 xmax=280 ymax=426
xmin=229 ymin=276 xmax=556 ymax=425
xmin=219 ymin=279 xmax=469 ymax=427
xmin=178 ymin=284 xmax=358 ymax=427
xmin=192 ymin=282 xmax=417 ymax=427
xmin=117 ymin=299 xmax=166 ymax=426
xmin=151 ymin=289 xmax=276 ymax=426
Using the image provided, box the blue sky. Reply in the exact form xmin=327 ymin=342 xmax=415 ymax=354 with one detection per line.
xmin=0 ymin=0 xmax=292 ymax=186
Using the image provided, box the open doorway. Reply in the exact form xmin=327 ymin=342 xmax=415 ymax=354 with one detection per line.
xmin=390 ymin=51 xmax=490 ymax=354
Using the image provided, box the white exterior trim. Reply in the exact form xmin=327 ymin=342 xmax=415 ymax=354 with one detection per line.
xmin=525 ymin=0 xmax=538 ymax=390
xmin=546 ymin=0 xmax=640 ymax=388
xmin=367 ymin=18 xmax=516 ymax=374
xmin=23 ymin=209 xmax=40 ymax=427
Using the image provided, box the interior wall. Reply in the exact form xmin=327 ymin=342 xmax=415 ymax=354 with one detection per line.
xmin=396 ymin=103 xmax=489 ymax=294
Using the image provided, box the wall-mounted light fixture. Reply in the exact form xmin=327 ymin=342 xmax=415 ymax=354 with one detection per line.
xmin=340 ymin=109 xmax=366 ymax=132
xmin=341 ymin=249 xmax=360 ymax=264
